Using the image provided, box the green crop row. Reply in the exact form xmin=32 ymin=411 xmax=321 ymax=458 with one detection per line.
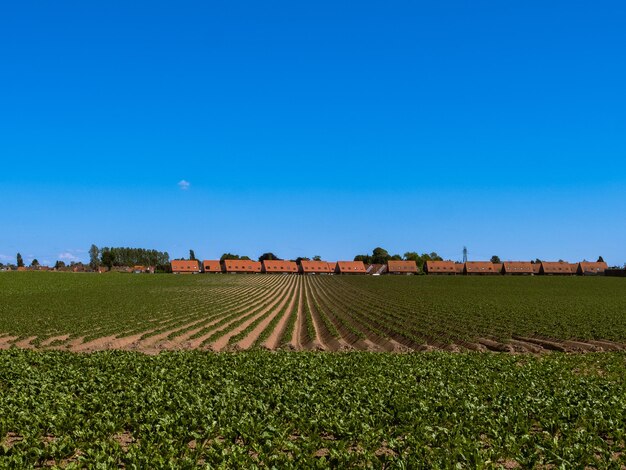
xmin=1 ymin=350 xmax=625 ymax=468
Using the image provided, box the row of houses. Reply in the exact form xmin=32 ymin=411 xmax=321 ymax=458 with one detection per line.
xmin=423 ymin=260 xmax=608 ymax=275
xmin=171 ymin=259 xmax=609 ymax=275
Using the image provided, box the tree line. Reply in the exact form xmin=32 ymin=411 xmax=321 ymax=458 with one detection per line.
xmin=94 ymin=246 xmax=170 ymax=271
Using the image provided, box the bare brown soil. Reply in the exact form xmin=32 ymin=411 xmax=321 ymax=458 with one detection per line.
xmin=263 ymin=277 xmax=301 ymax=349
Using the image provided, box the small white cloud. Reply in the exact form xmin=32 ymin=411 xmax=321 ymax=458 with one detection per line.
xmin=178 ymin=180 xmax=190 ymax=190
xmin=58 ymin=252 xmax=81 ymax=262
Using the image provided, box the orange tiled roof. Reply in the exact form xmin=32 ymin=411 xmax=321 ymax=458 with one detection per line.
xmin=424 ymin=261 xmax=456 ymax=273
xmin=300 ymin=260 xmax=332 ymax=273
xmin=578 ymin=261 xmax=608 ymax=274
xmin=336 ymin=261 xmax=366 ymax=274
xmin=171 ymin=260 xmax=201 ymax=273
xmin=202 ymin=260 xmax=222 ymax=273
xmin=464 ymin=262 xmax=497 ymax=274
xmin=541 ymin=261 xmax=574 ymax=274
xmin=262 ymin=260 xmax=298 ymax=273
xmin=387 ymin=260 xmax=418 ymax=273
xmin=502 ymin=262 xmax=534 ymax=274
xmin=223 ymin=259 xmax=262 ymax=273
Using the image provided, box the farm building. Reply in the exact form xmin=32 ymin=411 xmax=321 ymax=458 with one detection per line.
xmin=423 ymin=261 xmax=456 ymax=274
xmin=202 ymin=260 xmax=222 ymax=273
xmin=171 ymin=259 xmax=201 ymax=274
xmin=577 ymin=261 xmax=608 ymax=275
xmin=569 ymin=263 xmax=579 ymax=274
xmin=327 ymin=262 xmax=337 ymax=272
xmin=299 ymin=260 xmax=332 ymax=274
xmin=112 ymin=266 xmax=133 ymax=273
xmin=366 ymin=264 xmax=387 ymax=275
xmin=132 ymin=265 xmax=155 ymax=274
xmin=492 ymin=263 xmax=503 ymax=273
xmin=464 ymin=262 xmax=498 ymax=275
xmin=335 ymin=261 xmax=367 ymax=274
xmin=532 ymin=263 xmax=541 ymax=275
xmin=262 ymin=260 xmax=298 ymax=274
xmin=387 ymin=260 xmax=418 ymax=274
xmin=540 ymin=261 xmax=574 ymax=275
xmin=223 ymin=260 xmax=262 ymax=274
xmin=454 ymin=263 xmax=464 ymax=274
xmin=502 ymin=262 xmax=534 ymax=275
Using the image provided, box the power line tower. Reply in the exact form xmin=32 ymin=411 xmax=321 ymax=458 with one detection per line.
xmin=462 ymin=246 xmax=468 ymax=263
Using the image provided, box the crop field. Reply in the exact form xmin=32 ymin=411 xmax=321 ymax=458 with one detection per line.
xmin=1 ymin=350 xmax=625 ymax=468
xmin=0 ymin=272 xmax=625 ymax=353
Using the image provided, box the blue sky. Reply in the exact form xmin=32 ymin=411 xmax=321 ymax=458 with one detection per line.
xmin=1 ymin=1 xmax=625 ymax=266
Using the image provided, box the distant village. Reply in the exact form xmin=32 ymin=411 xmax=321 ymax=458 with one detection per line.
xmin=170 ymin=259 xmax=619 ymax=276
xmin=2 ymin=245 xmax=624 ymax=276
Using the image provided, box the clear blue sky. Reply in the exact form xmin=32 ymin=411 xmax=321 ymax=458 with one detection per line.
xmin=1 ymin=1 xmax=625 ymax=266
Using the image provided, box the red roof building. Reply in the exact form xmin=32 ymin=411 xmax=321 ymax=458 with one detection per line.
xmin=202 ymin=260 xmax=222 ymax=273
xmin=299 ymin=260 xmax=332 ymax=274
xmin=387 ymin=260 xmax=418 ymax=274
xmin=335 ymin=261 xmax=367 ymax=274
xmin=502 ymin=262 xmax=534 ymax=275
xmin=540 ymin=261 xmax=574 ymax=275
xmin=464 ymin=262 xmax=498 ymax=275
xmin=577 ymin=261 xmax=608 ymax=275
xmin=171 ymin=259 xmax=201 ymax=274
xmin=223 ymin=259 xmax=262 ymax=273
xmin=262 ymin=260 xmax=298 ymax=273
xmin=424 ymin=261 xmax=456 ymax=274
xmin=532 ymin=263 xmax=541 ymax=274
xmin=454 ymin=263 xmax=464 ymax=274
xmin=327 ymin=262 xmax=337 ymax=272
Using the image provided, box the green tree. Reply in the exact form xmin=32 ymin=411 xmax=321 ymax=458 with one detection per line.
xmin=258 ymin=253 xmax=280 ymax=261
xmin=597 ymin=256 xmax=605 ymax=263
xmin=54 ymin=260 xmax=66 ymax=269
xmin=312 ymin=255 xmax=322 ymax=261
xmin=295 ymin=257 xmax=310 ymax=264
xmin=371 ymin=247 xmax=390 ymax=265
xmin=354 ymin=254 xmax=372 ymax=264
xmin=89 ymin=244 xmax=100 ymax=270
xmin=30 ymin=259 xmax=40 ymax=267
xmin=490 ymin=255 xmax=501 ymax=264
xmin=16 ymin=253 xmax=24 ymax=267
xmin=189 ymin=250 xmax=196 ymax=261
xmin=389 ymin=254 xmax=402 ymax=261
xmin=101 ymin=249 xmax=115 ymax=268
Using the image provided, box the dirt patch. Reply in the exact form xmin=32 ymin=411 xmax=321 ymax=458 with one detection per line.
xmin=2 ymin=432 xmax=23 ymax=449
xmin=112 ymin=431 xmax=137 ymax=451
xmin=0 ymin=336 xmax=19 ymax=350
xmin=478 ymin=338 xmax=515 ymax=353
xmin=498 ymin=459 xmax=521 ymax=469
xmin=12 ymin=336 xmax=37 ymax=349
xmin=39 ymin=335 xmax=70 ymax=347
xmin=513 ymin=336 xmax=568 ymax=352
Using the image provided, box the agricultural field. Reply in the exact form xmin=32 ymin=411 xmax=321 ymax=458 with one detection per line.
xmin=0 ymin=272 xmax=625 ymax=353
xmin=1 ymin=350 xmax=625 ymax=468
